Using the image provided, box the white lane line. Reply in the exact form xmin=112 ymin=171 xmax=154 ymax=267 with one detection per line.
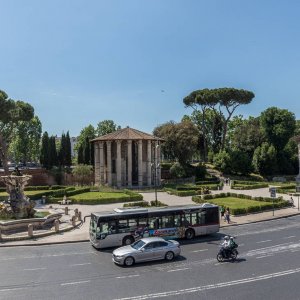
xmin=70 ymin=263 xmax=92 ymax=267
xmin=239 ymin=244 xmax=244 ymax=247
xmin=0 ymin=287 xmax=26 ymax=293
xmin=256 ymin=240 xmax=272 ymax=244
xmin=256 ymin=255 xmax=274 ymax=259
xmin=191 ymin=249 xmax=208 ymax=253
xmin=113 ymin=267 xmax=300 ymax=300
xmin=167 ymin=268 xmax=190 ymax=272
xmin=23 ymin=268 xmax=46 ymax=271
xmin=284 ymin=236 xmax=296 ymax=239
xmin=116 ymin=275 xmax=140 ymax=279
xmin=61 ymin=280 xmax=90 ymax=286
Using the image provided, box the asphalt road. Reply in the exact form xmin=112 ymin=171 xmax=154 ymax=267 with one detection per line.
xmin=1 ymin=216 xmax=300 ymax=300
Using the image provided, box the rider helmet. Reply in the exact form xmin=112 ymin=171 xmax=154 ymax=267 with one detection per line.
xmin=230 ymin=236 xmax=234 ymax=240
xmin=224 ymin=236 xmax=229 ymax=240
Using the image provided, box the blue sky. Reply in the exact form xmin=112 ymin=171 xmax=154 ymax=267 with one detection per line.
xmin=1 ymin=0 xmax=300 ymax=137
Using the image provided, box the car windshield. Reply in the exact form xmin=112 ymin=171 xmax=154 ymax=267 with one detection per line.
xmin=131 ymin=240 xmax=146 ymax=250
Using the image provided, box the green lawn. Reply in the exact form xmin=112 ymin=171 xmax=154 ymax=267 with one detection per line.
xmin=206 ymin=197 xmax=271 ymax=209
xmin=70 ymin=192 xmax=131 ymax=200
xmin=0 ymin=190 xmax=50 ymax=197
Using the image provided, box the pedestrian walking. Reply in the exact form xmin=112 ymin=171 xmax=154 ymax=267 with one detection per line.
xmin=225 ymin=207 xmax=230 ymax=224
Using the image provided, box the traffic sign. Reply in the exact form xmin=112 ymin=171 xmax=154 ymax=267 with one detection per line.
xmin=270 ymin=187 xmax=276 ymax=198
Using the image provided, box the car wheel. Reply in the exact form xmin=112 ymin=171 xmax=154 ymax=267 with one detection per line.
xmin=185 ymin=229 xmax=195 ymax=240
xmin=124 ymin=256 xmax=135 ymax=267
xmin=122 ymin=236 xmax=134 ymax=246
xmin=165 ymin=251 xmax=175 ymax=261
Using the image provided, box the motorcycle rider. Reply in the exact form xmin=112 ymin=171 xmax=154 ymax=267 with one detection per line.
xmin=229 ymin=236 xmax=238 ymax=249
xmin=221 ymin=236 xmax=231 ymax=258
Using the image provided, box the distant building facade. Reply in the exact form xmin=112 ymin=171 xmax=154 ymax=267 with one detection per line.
xmin=92 ymin=127 xmax=162 ymax=188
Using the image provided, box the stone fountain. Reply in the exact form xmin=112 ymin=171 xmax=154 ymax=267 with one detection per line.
xmin=0 ymin=171 xmax=36 ymax=219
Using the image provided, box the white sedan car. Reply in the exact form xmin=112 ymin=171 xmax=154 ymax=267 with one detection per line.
xmin=112 ymin=237 xmax=181 ymax=266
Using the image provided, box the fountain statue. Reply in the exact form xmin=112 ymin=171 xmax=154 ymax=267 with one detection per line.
xmin=0 ymin=168 xmax=36 ymax=219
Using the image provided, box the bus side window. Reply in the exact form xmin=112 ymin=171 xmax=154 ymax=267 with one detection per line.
xmin=191 ymin=213 xmax=198 ymax=226
xmin=174 ymin=214 xmax=181 ymax=226
xmin=149 ymin=217 xmax=160 ymax=229
xmin=108 ymin=221 xmax=117 ymax=234
xmin=182 ymin=214 xmax=191 ymax=226
xmin=161 ymin=215 xmax=174 ymax=228
xmin=118 ymin=219 xmax=130 ymax=233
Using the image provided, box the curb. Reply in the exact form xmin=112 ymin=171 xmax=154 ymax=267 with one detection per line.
xmin=220 ymin=211 xmax=300 ymax=228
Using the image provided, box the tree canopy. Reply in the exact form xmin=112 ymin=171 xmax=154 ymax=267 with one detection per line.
xmin=0 ymin=90 xmax=34 ymax=173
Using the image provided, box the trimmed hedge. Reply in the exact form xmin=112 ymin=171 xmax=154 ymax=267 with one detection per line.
xmin=123 ymin=200 xmax=167 ymax=207
xmin=231 ymin=180 xmax=269 ymax=190
xmin=192 ymin=192 xmax=290 ymax=215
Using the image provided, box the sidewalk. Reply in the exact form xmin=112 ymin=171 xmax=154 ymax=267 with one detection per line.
xmin=1 ymin=189 xmax=300 ymax=247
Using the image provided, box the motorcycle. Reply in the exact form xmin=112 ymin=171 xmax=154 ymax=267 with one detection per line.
xmin=217 ymin=244 xmax=239 ymax=262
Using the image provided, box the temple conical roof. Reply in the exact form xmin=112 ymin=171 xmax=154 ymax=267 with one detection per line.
xmin=91 ymin=127 xmax=163 ymax=142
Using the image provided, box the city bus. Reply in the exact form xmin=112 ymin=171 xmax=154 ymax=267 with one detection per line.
xmin=89 ymin=204 xmax=220 ymax=249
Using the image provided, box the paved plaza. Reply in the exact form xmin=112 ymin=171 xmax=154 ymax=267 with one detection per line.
xmin=1 ymin=186 xmax=299 ymax=247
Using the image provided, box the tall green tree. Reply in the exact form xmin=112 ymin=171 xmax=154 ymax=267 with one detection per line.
xmin=260 ymin=107 xmax=296 ymax=151
xmin=183 ymin=88 xmax=255 ymax=159
xmin=153 ymin=120 xmax=198 ymax=165
xmin=40 ymin=132 xmax=50 ymax=169
xmin=252 ymin=142 xmax=278 ymax=176
xmin=0 ymin=90 xmax=34 ymax=173
xmin=96 ymin=120 xmax=120 ymax=136
xmin=9 ymin=116 xmax=42 ymax=164
xmin=65 ymin=131 xmax=72 ymax=167
xmin=48 ymin=136 xmax=58 ymax=168
xmin=75 ymin=125 xmax=95 ymax=165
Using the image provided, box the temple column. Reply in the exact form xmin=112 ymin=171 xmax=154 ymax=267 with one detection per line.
xmin=138 ymin=140 xmax=143 ymax=187
xmin=156 ymin=141 xmax=161 ymax=186
xmin=106 ymin=141 xmax=112 ymax=186
xmin=117 ymin=140 xmax=122 ymax=188
xmin=99 ymin=142 xmax=104 ymax=185
xmin=94 ymin=143 xmax=100 ymax=185
xmin=127 ymin=140 xmax=132 ymax=187
xmin=147 ymin=140 xmax=152 ymax=186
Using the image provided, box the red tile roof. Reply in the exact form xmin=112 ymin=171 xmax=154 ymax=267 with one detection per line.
xmin=91 ymin=127 xmax=163 ymax=142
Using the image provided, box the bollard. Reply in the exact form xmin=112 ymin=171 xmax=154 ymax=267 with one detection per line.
xmin=78 ymin=211 xmax=82 ymax=222
xmin=74 ymin=208 xmax=78 ymax=218
xmin=54 ymin=219 xmax=59 ymax=233
xmin=65 ymin=206 xmax=69 ymax=215
xmin=28 ymin=224 xmax=33 ymax=237
xmin=42 ymin=195 xmax=46 ymax=205
xmin=72 ymin=216 xmax=76 ymax=227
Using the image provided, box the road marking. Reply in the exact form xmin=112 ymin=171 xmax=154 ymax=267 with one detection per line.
xmin=113 ymin=267 xmax=300 ymax=300
xmin=0 ymin=287 xmax=26 ymax=293
xmin=70 ymin=263 xmax=92 ymax=267
xmin=116 ymin=275 xmax=140 ymax=279
xmin=239 ymin=243 xmax=244 ymax=247
xmin=191 ymin=249 xmax=208 ymax=253
xmin=256 ymin=240 xmax=272 ymax=244
xmin=256 ymin=255 xmax=274 ymax=259
xmin=61 ymin=280 xmax=90 ymax=286
xmin=167 ymin=268 xmax=190 ymax=272
xmin=23 ymin=268 xmax=46 ymax=271
xmin=283 ymin=236 xmax=295 ymax=239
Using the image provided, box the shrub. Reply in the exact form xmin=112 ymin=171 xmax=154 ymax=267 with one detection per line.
xmin=170 ymin=162 xmax=186 ymax=178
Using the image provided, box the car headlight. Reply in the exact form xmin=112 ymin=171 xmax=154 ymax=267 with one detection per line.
xmin=114 ymin=255 xmax=124 ymax=259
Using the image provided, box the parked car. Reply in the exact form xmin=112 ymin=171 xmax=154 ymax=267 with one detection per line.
xmin=112 ymin=237 xmax=181 ymax=266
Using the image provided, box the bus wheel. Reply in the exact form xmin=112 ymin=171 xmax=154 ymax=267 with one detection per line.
xmin=185 ymin=229 xmax=195 ymax=240
xmin=123 ymin=236 xmax=134 ymax=246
